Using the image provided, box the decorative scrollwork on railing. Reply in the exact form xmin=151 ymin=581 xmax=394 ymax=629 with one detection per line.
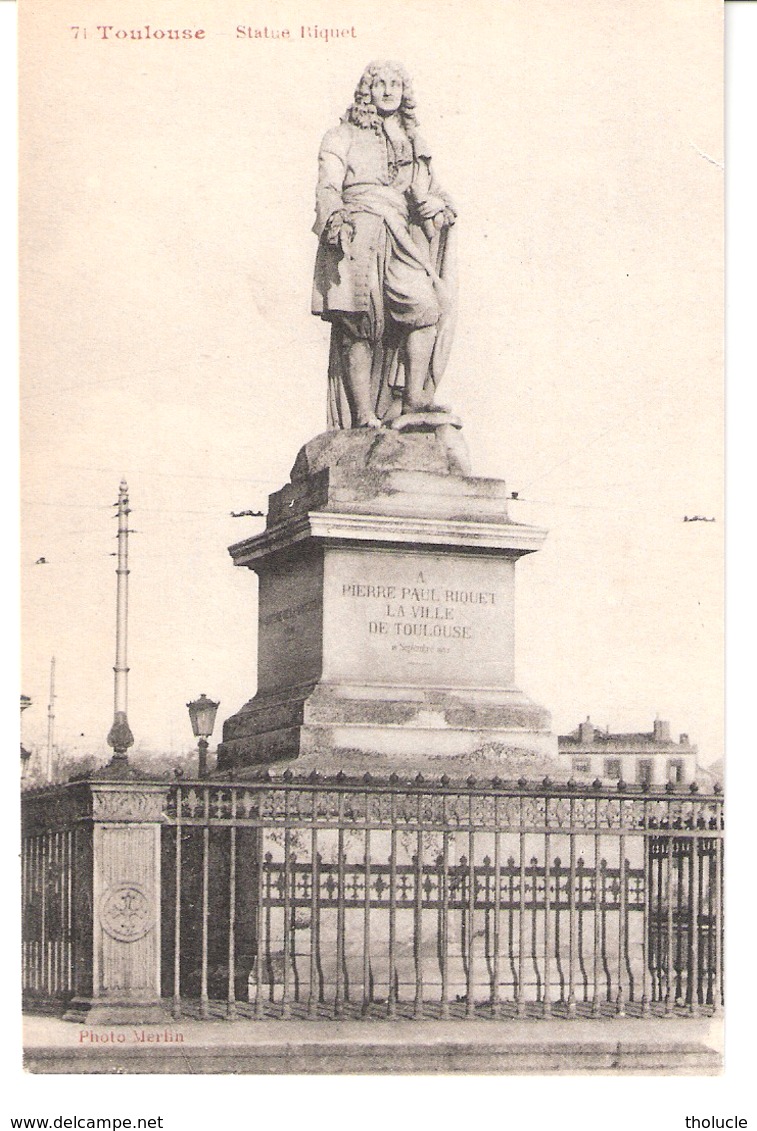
xmin=550 ymin=797 xmax=571 ymax=828
xmin=445 ymin=794 xmax=469 ymax=828
xmin=626 ymin=799 xmax=647 ymax=829
xmin=365 ymin=792 xmax=392 ymax=826
xmin=180 ymin=788 xmax=202 ymax=819
xmin=597 ymin=798 xmax=622 ymax=829
xmin=158 ymin=779 xmax=722 ymax=838
xmin=521 ymin=797 xmax=546 ymax=828
xmin=572 ymin=797 xmax=595 ymax=829
xmin=235 ymin=789 xmax=258 ymax=820
xmin=395 ymin=794 xmax=417 ymax=825
xmin=470 ymin=794 xmax=496 ymax=828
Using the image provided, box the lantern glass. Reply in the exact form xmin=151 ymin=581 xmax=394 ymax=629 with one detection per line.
xmin=187 ymin=694 xmax=219 ymax=739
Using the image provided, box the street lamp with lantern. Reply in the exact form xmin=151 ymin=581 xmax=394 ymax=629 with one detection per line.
xmin=186 ymin=694 xmax=219 ymax=778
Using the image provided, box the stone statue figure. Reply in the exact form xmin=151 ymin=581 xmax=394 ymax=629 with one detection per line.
xmin=312 ymin=61 xmax=458 ymax=430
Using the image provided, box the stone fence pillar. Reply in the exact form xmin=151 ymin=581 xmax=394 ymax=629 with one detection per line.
xmin=59 ymin=777 xmax=170 ymax=1023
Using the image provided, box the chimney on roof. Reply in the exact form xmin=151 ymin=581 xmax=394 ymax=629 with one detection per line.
xmin=653 ymin=718 xmax=671 ymax=743
xmin=679 ymin=733 xmax=689 ymax=745
xmin=579 ymin=716 xmax=595 ymax=744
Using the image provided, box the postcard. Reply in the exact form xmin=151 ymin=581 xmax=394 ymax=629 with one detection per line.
xmin=19 ymin=0 xmax=724 ymax=1081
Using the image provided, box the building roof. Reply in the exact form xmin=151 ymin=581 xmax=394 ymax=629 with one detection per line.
xmin=558 ymin=718 xmax=696 ymax=753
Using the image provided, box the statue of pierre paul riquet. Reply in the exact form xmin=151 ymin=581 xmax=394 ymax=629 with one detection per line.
xmin=312 ymin=61 xmax=458 ymax=431
xmin=219 ymin=61 xmax=552 ymax=772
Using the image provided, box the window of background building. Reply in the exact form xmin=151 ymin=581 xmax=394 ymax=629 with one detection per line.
xmin=604 ymin=758 xmax=622 ymax=779
xmin=636 ymin=759 xmax=653 ymax=785
xmin=667 ymin=758 xmax=684 ymax=784
xmin=572 ymin=758 xmax=591 ymax=774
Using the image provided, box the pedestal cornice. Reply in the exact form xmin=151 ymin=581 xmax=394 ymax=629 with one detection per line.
xmin=230 ymin=510 xmax=548 ymax=569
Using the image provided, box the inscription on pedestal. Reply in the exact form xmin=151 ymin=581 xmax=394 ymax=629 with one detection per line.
xmin=341 ymin=580 xmax=496 ymax=644
xmin=257 ymin=554 xmax=324 ymax=692
xmin=322 ymin=550 xmax=516 ymax=690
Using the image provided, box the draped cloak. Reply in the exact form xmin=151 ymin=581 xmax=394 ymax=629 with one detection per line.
xmin=311 ymin=120 xmax=457 ymax=428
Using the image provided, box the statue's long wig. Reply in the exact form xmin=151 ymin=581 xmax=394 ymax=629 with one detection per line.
xmin=344 ymin=61 xmax=419 ymax=135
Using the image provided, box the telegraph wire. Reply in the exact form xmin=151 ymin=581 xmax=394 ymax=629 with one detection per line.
xmin=41 ymin=464 xmax=284 ymax=485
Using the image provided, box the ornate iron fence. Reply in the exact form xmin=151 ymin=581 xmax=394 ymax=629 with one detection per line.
xmin=21 ymin=828 xmax=76 ymax=999
xmin=20 ymin=775 xmax=723 ymax=1020
xmin=161 ymin=776 xmax=723 ymax=1020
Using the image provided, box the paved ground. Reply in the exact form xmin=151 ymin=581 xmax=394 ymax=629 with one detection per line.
xmin=23 ymin=1014 xmax=723 ymax=1075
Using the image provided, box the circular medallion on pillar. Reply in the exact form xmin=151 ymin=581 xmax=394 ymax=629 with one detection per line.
xmin=99 ymin=882 xmax=154 ymax=942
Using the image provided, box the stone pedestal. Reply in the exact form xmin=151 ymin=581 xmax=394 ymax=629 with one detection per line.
xmin=218 ymin=429 xmax=556 ymax=775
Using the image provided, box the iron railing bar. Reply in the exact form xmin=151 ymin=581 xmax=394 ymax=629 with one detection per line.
xmin=254 ymin=829 xmax=265 ymax=1019
xmin=641 ymin=803 xmax=650 ymax=1016
xmin=592 ymin=807 xmax=601 ymax=1017
xmin=704 ymin=841 xmax=715 ymax=1009
xmin=517 ymin=822 xmax=526 ymax=1018
xmin=36 ymin=835 xmax=42 ymax=995
xmin=466 ymin=802 xmax=475 ymax=1019
xmin=388 ymin=791 xmax=397 ymax=1019
xmin=21 ymin=839 xmax=26 ymax=992
xmin=172 ymin=787 xmax=182 ymax=1019
xmin=654 ymin=837 xmax=665 ymax=1004
xmin=362 ymin=817 xmax=371 ymax=1017
xmin=199 ymin=786 xmax=210 ymax=1021
xmin=22 ymin=838 xmax=29 ymax=992
xmin=308 ymin=824 xmax=319 ymax=1018
xmin=568 ymin=803 xmax=577 ymax=1017
xmin=714 ymin=833 xmax=723 ymax=1015
xmin=543 ymin=821 xmax=551 ymax=1018
xmin=57 ymin=831 xmax=63 ymax=996
xmin=66 ymin=828 xmax=74 ymax=994
xmin=54 ymin=833 xmax=60 ymax=995
xmin=577 ymin=855 xmax=588 ymax=1002
xmin=414 ymin=794 xmax=423 ymax=1018
xmin=264 ymin=852 xmax=274 ymax=1008
xmin=334 ymin=792 xmax=346 ymax=1018
xmin=41 ymin=833 xmax=48 ymax=995
xmin=665 ymin=836 xmax=675 ymax=1016
xmin=688 ymin=836 xmax=700 ymax=1015
xmin=282 ymin=791 xmax=292 ymax=1019
xmin=440 ymin=823 xmax=450 ymax=1019
xmin=616 ymin=830 xmax=626 ymax=1016
xmin=227 ymin=810 xmax=237 ymax=1020
xmin=35 ymin=835 xmax=41 ymax=994
xmin=48 ymin=833 xmax=55 ymax=995
xmin=492 ymin=800 xmax=501 ymax=1017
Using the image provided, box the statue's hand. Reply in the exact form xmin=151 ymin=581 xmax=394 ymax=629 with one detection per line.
xmin=323 ymin=210 xmax=355 ymax=247
xmin=415 ymin=195 xmax=447 ymax=222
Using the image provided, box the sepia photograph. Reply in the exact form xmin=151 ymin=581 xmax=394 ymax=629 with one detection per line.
xmin=17 ymin=0 xmax=726 ymax=1081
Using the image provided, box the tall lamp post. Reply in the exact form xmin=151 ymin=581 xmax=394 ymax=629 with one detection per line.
xmin=187 ymin=694 xmax=219 ymax=778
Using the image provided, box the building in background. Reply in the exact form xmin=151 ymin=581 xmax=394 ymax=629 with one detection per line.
xmin=558 ymin=717 xmax=698 ymax=785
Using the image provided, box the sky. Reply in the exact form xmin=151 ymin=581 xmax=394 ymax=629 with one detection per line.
xmin=19 ymin=0 xmax=724 ymax=768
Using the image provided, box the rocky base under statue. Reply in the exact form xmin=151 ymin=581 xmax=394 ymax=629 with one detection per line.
xmin=217 ymin=423 xmax=556 ymax=776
